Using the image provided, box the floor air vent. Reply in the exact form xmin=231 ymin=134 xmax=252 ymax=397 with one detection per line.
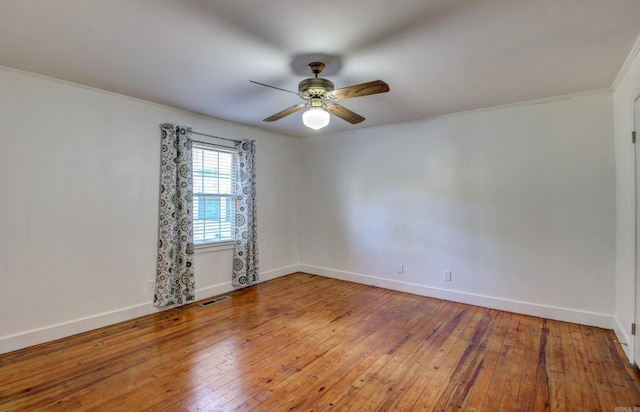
xmin=200 ymin=296 xmax=231 ymax=306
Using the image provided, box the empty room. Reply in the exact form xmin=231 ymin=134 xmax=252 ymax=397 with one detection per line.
xmin=1 ymin=0 xmax=640 ymax=410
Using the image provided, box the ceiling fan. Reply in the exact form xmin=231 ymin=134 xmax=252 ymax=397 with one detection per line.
xmin=250 ymin=62 xmax=390 ymax=130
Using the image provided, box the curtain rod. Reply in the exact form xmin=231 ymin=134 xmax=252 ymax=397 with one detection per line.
xmin=191 ymin=131 xmax=240 ymax=144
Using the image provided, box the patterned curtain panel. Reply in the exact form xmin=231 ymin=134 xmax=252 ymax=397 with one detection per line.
xmin=154 ymin=123 xmax=195 ymax=307
xmin=232 ymin=140 xmax=259 ymax=287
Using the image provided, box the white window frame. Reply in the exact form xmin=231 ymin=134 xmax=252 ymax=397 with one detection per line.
xmin=192 ymin=143 xmax=237 ymax=247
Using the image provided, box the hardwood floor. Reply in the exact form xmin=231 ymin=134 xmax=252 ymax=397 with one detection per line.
xmin=1 ymin=273 xmax=639 ymax=411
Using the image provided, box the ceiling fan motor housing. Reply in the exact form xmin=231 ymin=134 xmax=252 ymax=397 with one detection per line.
xmin=298 ymin=77 xmax=334 ymax=98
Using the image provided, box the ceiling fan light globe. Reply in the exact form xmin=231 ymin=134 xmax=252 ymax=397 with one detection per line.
xmin=302 ymin=108 xmax=330 ymax=130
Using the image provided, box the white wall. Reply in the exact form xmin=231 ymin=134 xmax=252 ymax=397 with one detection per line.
xmin=0 ymin=67 xmax=300 ymax=353
xmin=299 ymin=92 xmax=615 ymax=328
xmin=612 ymin=39 xmax=640 ymax=362
xmin=0 ymin=62 xmax=624 ymax=356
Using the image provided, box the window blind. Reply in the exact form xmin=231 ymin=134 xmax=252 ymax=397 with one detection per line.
xmin=192 ymin=144 xmax=237 ymax=244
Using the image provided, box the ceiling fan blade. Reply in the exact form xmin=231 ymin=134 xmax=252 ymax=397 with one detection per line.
xmin=325 ymin=103 xmax=365 ymax=124
xmin=330 ymin=80 xmax=389 ymax=100
xmin=250 ymin=80 xmax=298 ymax=95
xmin=263 ymin=103 xmax=306 ymax=122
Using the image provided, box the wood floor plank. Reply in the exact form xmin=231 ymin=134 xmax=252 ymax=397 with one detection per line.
xmin=298 ymin=297 xmax=442 ymax=411
xmin=531 ymin=318 xmax=551 ymax=411
xmin=498 ymin=316 xmax=526 ymax=411
xmin=480 ymin=312 xmax=515 ymax=410
xmin=546 ymin=319 xmax=565 ymax=374
xmin=452 ymin=309 xmax=503 ymax=411
xmin=593 ymin=328 xmax=640 ymax=407
xmin=308 ymin=298 xmax=453 ymax=411
xmin=458 ymin=310 xmax=511 ymax=410
xmin=237 ymin=290 xmax=416 ymax=411
xmin=1 ymin=272 xmax=639 ymax=411
xmin=349 ymin=303 xmax=455 ymax=411
xmin=392 ymin=306 xmax=484 ymax=410
xmin=569 ymin=322 xmax=601 ymax=411
xmin=368 ymin=306 xmax=471 ymax=411
xmin=426 ymin=308 xmax=496 ymax=411
xmin=581 ymin=325 xmax=619 ymax=409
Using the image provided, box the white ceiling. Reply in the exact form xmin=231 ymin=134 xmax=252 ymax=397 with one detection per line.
xmin=1 ymin=0 xmax=639 ymax=138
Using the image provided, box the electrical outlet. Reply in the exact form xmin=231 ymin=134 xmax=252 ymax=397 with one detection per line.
xmin=148 ymin=280 xmax=155 ymax=291
xmin=396 ymin=263 xmax=404 ymax=273
xmin=443 ymin=270 xmax=452 ymax=281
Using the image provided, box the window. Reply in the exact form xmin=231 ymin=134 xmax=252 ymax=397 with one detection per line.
xmin=192 ymin=144 xmax=236 ymax=245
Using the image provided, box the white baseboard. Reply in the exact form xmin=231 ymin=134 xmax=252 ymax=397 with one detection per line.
xmin=3 ymin=263 xmax=612 ymax=356
xmin=613 ymin=315 xmax=634 ymax=363
xmin=0 ymin=302 xmax=160 ymax=355
xmin=0 ymin=265 xmax=298 ymax=355
xmin=299 ymin=264 xmax=613 ymax=329
xmin=259 ymin=264 xmax=302 ymax=282
xmin=195 ymin=281 xmax=233 ymax=301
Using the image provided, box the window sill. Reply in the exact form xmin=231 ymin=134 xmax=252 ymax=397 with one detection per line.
xmin=194 ymin=241 xmax=235 ymax=254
